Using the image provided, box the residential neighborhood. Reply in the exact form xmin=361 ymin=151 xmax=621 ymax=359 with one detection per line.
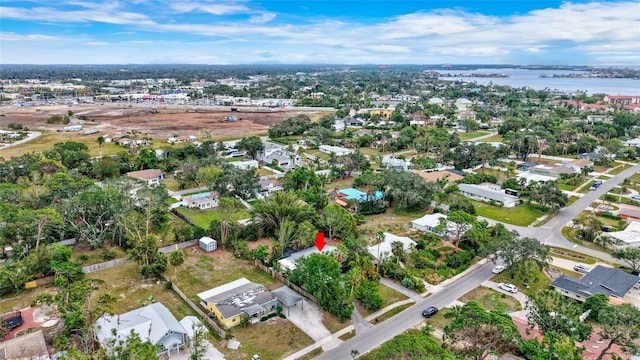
xmin=1 ymin=64 xmax=640 ymax=360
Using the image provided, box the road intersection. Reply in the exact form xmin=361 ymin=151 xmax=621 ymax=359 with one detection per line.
xmin=316 ymin=163 xmax=640 ymax=359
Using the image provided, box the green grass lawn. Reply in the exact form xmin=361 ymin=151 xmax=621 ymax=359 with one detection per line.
xmin=357 ymin=283 xmax=410 ymax=317
xmin=174 ymin=206 xmax=251 ymax=228
xmin=256 ymin=168 xmax=275 ymax=176
xmin=472 ymin=201 xmax=546 ymax=226
xmin=491 ymin=267 xmax=551 ymax=297
xmin=458 ymin=286 xmax=522 ymax=313
xmin=358 ymin=147 xmax=393 ymax=156
xmin=608 ymin=162 xmax=632 ymax=175
xmin=476 ymin=134 xmax=503 ymax=143
xmin=373 ymin=303 xmax=412 ymax=324
xmin=458 ymin=131 xmax=490 ymax=141
xmin=561 ymin=227 xmax=613 ymax=254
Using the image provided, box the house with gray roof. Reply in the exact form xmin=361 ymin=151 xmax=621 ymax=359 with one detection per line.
xmin=458 ymin=183 xmax=520 ymax=208
xmin=94 ymin=302 xmax=187 ymax=357
xmin=550 ymin=265 xmax=639 ymax=302
xmin=197 ymin=278 xmax=278 ymax=329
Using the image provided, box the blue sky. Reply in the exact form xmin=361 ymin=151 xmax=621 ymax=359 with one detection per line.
xmin=0 ymin=0 xmax=638 ymax=65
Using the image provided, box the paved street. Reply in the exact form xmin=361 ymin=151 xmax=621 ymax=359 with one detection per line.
xmin=316 ymin=260 xmax=497 ymax=359
xmin=501 ymin=163 xmax=640 ymax=263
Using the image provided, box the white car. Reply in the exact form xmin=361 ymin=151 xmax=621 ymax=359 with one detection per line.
xmin=492 ymin=265 xmax=506 ymax=274
xmin=498 ymin=283 xmax=518 ymax=293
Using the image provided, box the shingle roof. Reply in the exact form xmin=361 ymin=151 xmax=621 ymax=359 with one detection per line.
xmin=94 ymin=302 xmax=185 ymax=346
xmin=551 ymin=265 xmax=639 ymax=299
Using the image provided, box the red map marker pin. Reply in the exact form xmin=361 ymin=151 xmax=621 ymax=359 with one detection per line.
xmin=315 ymin=232 xmax=326 ymax=251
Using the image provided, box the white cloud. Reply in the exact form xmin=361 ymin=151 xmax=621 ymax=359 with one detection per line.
xmin=0 ymin=32 xmax=56 ymax=41
xmin=85 ymin=41 xmax=109 ymax=46
xmin=0 ymin=1 xmax=638 ymax=64
xmin=249 ymin=12 xmax=276 ymax=24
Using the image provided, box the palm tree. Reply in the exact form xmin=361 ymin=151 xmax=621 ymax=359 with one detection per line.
xmin=168 ymin=250 xmax=185 ymax=279
xmin=250 ymin=191 xmax=315 ymax=235
xmin=391 ymin=241 xmax=404 ymax=265
xmin=373 ymin=230 xmax=385 ymax=271
xmin=97 ymin=136 xmax=105 ymax=158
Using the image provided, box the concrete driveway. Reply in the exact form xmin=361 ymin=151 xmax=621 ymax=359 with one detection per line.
xmin=285 ymin=300 xmax=331 ymax=341
xmin=168 ymin=341 xmax=225 ymax=360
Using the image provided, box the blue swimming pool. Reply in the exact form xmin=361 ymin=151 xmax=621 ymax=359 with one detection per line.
xmin=338 ymin=188 xmax=383 ymax=202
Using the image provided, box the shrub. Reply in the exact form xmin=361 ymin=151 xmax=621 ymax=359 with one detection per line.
xmin=46 ymin=114 xmax=70 ymax=124
xmin=164 ymin=280 xmax=173 ymax=290
xmin=356 ymin=280 xmax=383 ymax=311
xmin=101 ymin=249 xmax=116 ymax=260
xmin=445 ymin=250 xmax=474 ymax=269
xmin=401 ymin=276 xmax=415 ymax=290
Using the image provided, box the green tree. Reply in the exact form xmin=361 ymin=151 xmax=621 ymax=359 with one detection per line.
xmin=321 ymin=204 xmax=358 ymax=241
xmin=520 ymin=331 xmax=585 ymax=360
xmin=384 ymin=170 xmax=438 ymax=210
xmin=289 ymin=254 xmax=353 ymax=321
xmin=96 ymin=330 xmax=161 ymax=360
xmin=438 ymin=210 xmax=476 ymax=249
xmin=92 ymin=158 xmax=121 ymax=179
xmin=596 ymin=303 xmax=640 ymax=360
xmin=531 ymin=181 xmax=568 ymax=210
xmin=582 ymin=293 xmax=610 ymax=321
xmin=612 ymin=247 xmax=640 ymax=273
xmin=526 ymin=289 xmax=592 ymax=342
xmin=250 ymin=190 xmax=315 ymax=235
xmin=189 ymin=322 xmax=209 ymax=360
xmin=443 ymin=301 xmax=521 ymax=360
xmin=236 ymin=136 xmax=265 ymax=160
xmin=499 ymin=237 xmax=551 ymax=280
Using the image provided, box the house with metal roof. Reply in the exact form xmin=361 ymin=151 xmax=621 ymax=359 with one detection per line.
xmin=550 ymin=265 xmax=639 ymax=303
xmin=458 ymin=183 xmax=520 ymax=208
xmin=367 ymin=232 xmax=416 ymax=262
xmin=94 ymin=302 xmax=187 ymax=357
xmin=197 ymin=278 xmax=278 ymax=329
xmin=607 ymin=221 xmax=640 ymax=248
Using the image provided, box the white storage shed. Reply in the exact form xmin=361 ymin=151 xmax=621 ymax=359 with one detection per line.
xmin=199 ymin=237 xmax=217 ymax=252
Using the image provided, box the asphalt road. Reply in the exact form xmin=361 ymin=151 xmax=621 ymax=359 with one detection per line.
xmin=317 ymin=261 xmax=497 ymax=359
xmin=317 ymin=163 xmax=640 ymax=359
xmin=502 ymin=163 xmax=640 ymax=263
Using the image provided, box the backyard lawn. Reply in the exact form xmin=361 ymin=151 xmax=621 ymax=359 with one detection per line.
xmin=458 ymin=286 xmax=522 ymax=313
xmin=472 ymin=201 xmax=546 ymax=226
xmin=476 ymin=134 xmax=503 ymax=143
xmin=220 ymin=317 xmax=314 ymax=360
xmin=174 ymin=206 xmax=251 ymax=229
xmin=170 ymin=250 xmax=278 ymax=299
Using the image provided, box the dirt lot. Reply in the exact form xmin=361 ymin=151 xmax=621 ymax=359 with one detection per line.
xmin=0 ymin=103 xmax=325 ymax=139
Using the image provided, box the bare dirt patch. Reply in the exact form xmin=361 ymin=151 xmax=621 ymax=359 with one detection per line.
xmin=0 ymin=104 xmax=318 ymax=139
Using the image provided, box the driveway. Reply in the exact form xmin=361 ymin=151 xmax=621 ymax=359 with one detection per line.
xmin=168 ymin=341 xmax=226 ymax=360
xmin=285 ymin=300 xmax=331 ymax=341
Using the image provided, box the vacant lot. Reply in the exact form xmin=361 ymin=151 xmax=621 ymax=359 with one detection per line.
xmin=174 ymin=206 xmax=251 ymax=229
xmin=472 ymin=201 xmax=546 ymax=226
xmin=170 ymin=248 xmax=278 ymax=299
xmin=218 ymin=316 xmax=314 ymax=360
xmin=459 ymin=286 xmax=522 ymax=313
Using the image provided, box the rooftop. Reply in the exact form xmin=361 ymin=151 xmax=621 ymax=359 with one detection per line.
xmin=551 ymin=265 xmax=639 ymax=299
xmin=197 ymin=278 xmax=276 ymax=319
xmin=607 ymin=221 xmax=640 ymax=246
xmin=126 ymin=168 xmax=163 ymax=180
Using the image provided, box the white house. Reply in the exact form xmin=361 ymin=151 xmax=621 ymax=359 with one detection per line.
xmin=230 ymin=159 xmax=259 ymax=170
xmin=411 ymin=213 xmax=453 ymax=235
xmin=457 ymin=183 xmax=520 ymax=208
xmin=381 ymin=155 xmax=408 ymax=171
xmin=607 ymin=221 xmax=640 ymax=248
xmin=367 ymin=232 xmax=416 ymax=262
xmin=455 ymin=98 xmax=473 ymax=111
xmin=94 ymin=302 xmax=187 ymax=357
xmin=183 ymin=192 xmax=218 ymax=210
xmin=278 ymin=245 xmax=337 ymax=272
xmin=319 ymin=145 xmax=352 ymax=156
xmin=258 ymin=146 xmax=299 ymax=168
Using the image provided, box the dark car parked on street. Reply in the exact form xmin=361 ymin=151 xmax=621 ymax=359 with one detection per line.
xmin=422 ymin=306 xmax=439 ymax=318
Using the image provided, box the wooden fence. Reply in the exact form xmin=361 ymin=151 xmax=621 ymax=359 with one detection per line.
xmin=253 ymin=260 xmax=318 ymax=305
xmin=161 ymin=274 xmax=226 ymax=339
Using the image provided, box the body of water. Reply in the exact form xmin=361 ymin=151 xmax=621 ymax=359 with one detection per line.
xmin=437 ymin=68 xmax=639 ymax=95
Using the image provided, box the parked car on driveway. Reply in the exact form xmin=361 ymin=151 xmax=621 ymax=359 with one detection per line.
xmin=492 ymin=265 xmax=506 ymax=274
xmin=422 ymin=306 xmax=439 ymax=318
xmin=632 ymin=194 xmax=640 ymax=200
xmin=498 ymin=283 xmax=518 ymax=293
xmin=573 ymin=264 xmax=591 ymax=274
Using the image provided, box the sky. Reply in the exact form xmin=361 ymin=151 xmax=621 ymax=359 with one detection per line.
xmin=0 ymin=0 xmax=639 ymax=65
